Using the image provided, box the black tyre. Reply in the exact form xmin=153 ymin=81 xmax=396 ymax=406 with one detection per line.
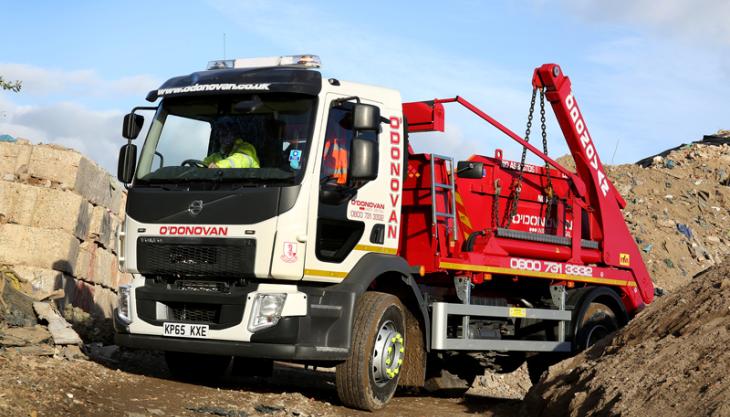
xmin=574 ymin=302 xmax=619 ymax=352
xmin=336 ymin=292 xmax=407 ymax=411
xmin=165 ymin=351 xmax=231 ymax=381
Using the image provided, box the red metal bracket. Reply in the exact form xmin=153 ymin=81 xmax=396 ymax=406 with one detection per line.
xmin=402 ymin=100 xmax=445 ymax=133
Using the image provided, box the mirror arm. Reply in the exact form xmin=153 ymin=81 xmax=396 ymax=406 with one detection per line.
xmin=129 ymin=105 xmax=158 ymax=127
xmin=124 ymin=105 xmax=157 ymax=140
xmin=154 ymin=151 xmax=164 ymax=169
xmin=131 ymin=105 xmax=158 ymax=113
xmin=330 ymin=96 xmax=360 ymax=107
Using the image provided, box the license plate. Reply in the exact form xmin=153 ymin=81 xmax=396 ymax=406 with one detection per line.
xmin=162 ymin=322 xmax=210 ymax=339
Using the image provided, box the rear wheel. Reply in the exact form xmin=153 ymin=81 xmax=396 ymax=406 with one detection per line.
xmin=574 ymin=302 xmax=618 ymax=351
xmin=336 ymin=292 xmax=406 ymax=411
xmin=165 ymin=351 xmax=231 ymax=381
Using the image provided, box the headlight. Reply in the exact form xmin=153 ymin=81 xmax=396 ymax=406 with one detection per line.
xmin=117 ymin=284 xmax=132 ymax=324
xmin=248 ymin=293 xmax=287 ymax=332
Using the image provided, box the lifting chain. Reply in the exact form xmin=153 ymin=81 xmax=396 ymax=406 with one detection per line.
xmin=503 ymin=88 xmax=537 ymax=228
xmin=540 ymin=89 xmax=557 ymax=233
xmin=503 ymin=87 xmax=553 ymax=231
xmin=492 ymin=179 xmax=502 ymax=228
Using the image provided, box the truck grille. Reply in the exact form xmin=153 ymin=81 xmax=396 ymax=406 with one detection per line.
xmin=175 ymin=280 xmax=230 ymax=293
xmin=168 ymin=303 xmax=219 ymax=323
xmin=136 ymin=237 xmax=255 ymax=276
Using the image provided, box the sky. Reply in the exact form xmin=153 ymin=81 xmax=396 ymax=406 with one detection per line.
xmin=1 ymin=0 xmax=728 ymax=172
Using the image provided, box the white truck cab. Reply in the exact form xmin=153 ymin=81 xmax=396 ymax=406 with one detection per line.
xmin=114 ymin=55 xmax=419 ymax=410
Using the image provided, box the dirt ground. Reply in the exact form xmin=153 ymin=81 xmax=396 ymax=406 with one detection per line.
xmin=523 ymin=256 xmax=730 ymax=417
xmin=0 ymin=349 xmax=522 ymax=417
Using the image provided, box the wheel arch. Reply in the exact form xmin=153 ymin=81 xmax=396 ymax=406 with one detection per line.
xmin=568 ymin=286 xmax=629 ymax=343
xmin=333 ymin=253 xmax=430 ymax=350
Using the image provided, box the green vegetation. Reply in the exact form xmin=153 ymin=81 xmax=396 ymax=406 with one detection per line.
xmin=0 ymin=76 xmax=22 ymax=92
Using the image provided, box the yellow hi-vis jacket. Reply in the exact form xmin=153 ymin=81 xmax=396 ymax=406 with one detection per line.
xmin=203 ymin=139 xmax=260 ymax=168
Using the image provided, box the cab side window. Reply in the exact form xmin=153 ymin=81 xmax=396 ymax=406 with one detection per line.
xmin=320 ymin=106 xmax=377 ymax=186
xmin=321 ymin=107 xmax=353 ymax=186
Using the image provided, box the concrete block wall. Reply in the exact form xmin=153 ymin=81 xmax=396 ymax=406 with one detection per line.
xmin=0 ymin=139 xmax=130 ymax=319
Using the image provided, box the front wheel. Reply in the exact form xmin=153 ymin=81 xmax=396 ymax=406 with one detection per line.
xmin=336 ymin=292 xmax=406 ymax=411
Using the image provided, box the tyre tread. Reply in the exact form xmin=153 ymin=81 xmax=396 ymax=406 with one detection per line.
xmin=336 ymin=292 xmax=403 ymax=410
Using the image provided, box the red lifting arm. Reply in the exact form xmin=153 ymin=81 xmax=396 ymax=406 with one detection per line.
xmin=533 ymin=63 xmax=652 ymax=303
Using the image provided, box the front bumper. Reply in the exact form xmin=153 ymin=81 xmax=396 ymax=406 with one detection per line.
xmin=114 ymin=282 xmax=356 ymax=362
xmin=114 ymin=333 xmax=347 ymax=361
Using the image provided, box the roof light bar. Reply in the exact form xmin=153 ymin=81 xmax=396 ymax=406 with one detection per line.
xmin=207 ymin=55 xmax=321 ymax=70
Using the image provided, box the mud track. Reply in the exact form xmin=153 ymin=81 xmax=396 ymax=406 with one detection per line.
xmin=0 ymin=349 xmax=520 ymax=417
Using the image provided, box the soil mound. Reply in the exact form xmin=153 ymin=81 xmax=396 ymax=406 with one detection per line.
xmin=524 ymin=257 xmax=730 ymax=417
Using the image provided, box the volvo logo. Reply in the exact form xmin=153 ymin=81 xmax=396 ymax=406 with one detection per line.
xmin=188 ymin=200 xmax=204 ymax=216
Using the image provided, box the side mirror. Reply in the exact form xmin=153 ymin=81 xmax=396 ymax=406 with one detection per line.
xmin=349 ymin=138 xmax=378 ymax=181
xmin=456 ymin=161 xmax=484 ymax=179
xmin=122 ymin=113 xmax=144 ymax=139
xmin=117 ymin=144 xmax=137 ymax=183
xmin=352 ymin=103 xmax=380 ymax=131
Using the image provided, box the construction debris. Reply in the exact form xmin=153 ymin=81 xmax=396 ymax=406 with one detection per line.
xmin=33 ymin=302 xmax=82 ymax=346
xmin=559 ymin=139 xmax=730 ymax=292
xmin=635 ymin=129 xmax=730 ymax=167
xmin=0 ymin=325 xmax=51 ymax=347
xmin=609 ymin=141 xmax=730 ymax=291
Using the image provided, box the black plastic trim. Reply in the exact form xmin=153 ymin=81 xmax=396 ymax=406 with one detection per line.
xmin=115 ymin=333 xmax=347 ymax=361
xmin=135 ymin=284 xmax=252 ymax=330
xmin=147 ymin=68 xmax=322 ymax=102
xmin=126 ymin=185 xmax=300 ymax=225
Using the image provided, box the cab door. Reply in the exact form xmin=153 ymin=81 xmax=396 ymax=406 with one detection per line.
xmin=302 ymin=93 xmax=396 ymax=282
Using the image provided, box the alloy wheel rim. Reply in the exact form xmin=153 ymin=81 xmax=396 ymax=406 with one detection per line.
xmin=371 ymin=320 xmax=404 ymax=386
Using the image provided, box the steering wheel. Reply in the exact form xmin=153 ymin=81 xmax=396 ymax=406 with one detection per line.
xmin=180 ymin=159 xmax=207 ymax=168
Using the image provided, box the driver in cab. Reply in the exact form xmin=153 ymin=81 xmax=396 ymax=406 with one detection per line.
xmin=203 ymin=117 xmax=260 ymax=168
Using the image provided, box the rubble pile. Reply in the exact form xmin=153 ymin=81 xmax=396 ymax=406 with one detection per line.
xmin=0 ymin=139 xmax=130 ymax=321
xmin=523 ymin=257 xmax=730 ymax=417
xmin=558 ymin=135 xmax=730 ymax=292
xmin=0 ymin=266 xmax=86 ymax=359
xmin=609 ymin=140 xmax=730 ymax=291
xmin=473 ymin=363 xmax=532 ymax=399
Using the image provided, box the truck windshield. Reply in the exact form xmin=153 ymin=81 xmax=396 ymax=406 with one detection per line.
xmin=135 ymin=93 xmax=316 ymax=186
